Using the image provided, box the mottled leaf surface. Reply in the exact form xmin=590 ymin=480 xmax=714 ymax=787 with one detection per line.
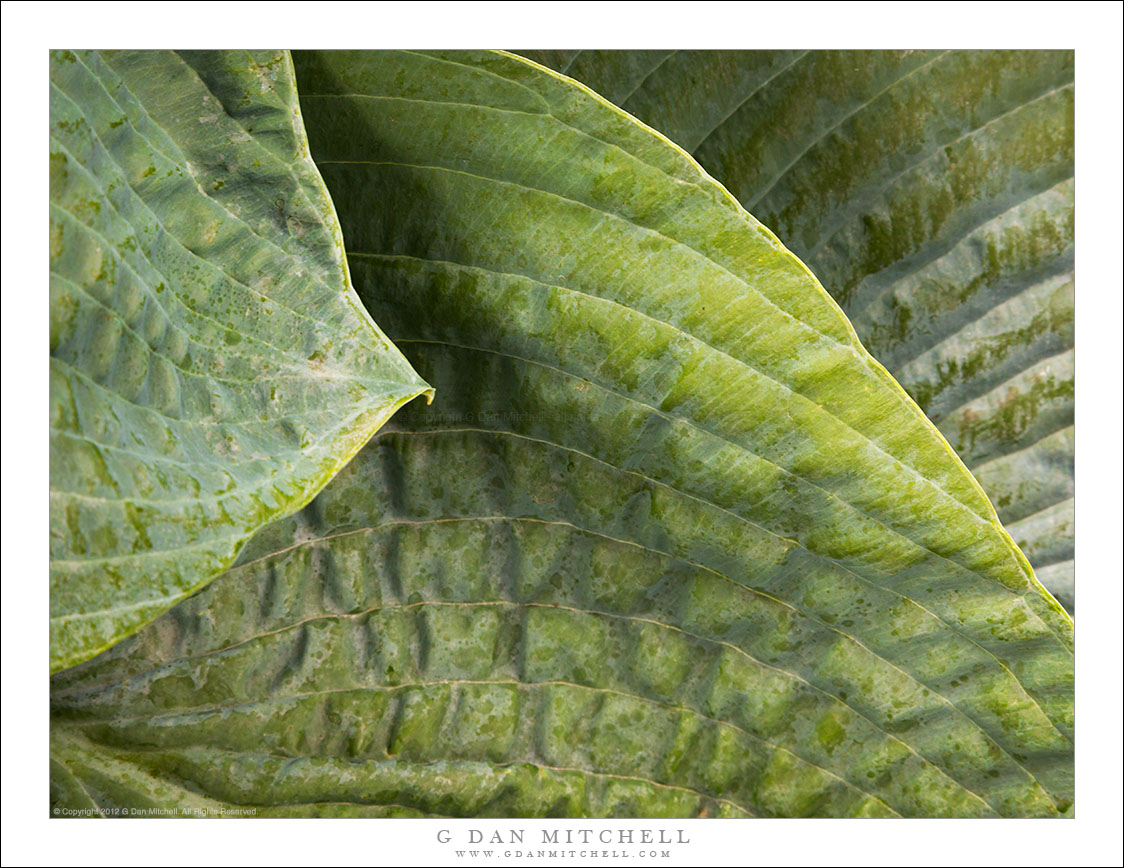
xmin=50 ymin=50 xmax=1073 ymax=819
xmin=49 ymin=50 xmax=431 ymax=672
xmin=520 ymin=50 xmax=1075 ymax=612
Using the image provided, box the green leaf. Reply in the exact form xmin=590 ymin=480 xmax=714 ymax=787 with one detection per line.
xmin=50 ymin=49 xmax=1073 ymax=818
xmin=48 ymin=50 xmax=432 ymax=673
xmin=518 ymin=50 xmax=1075 ymax=612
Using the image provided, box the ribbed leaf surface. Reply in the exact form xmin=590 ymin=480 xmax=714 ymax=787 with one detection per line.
xmin=50 ymin=50 xmax=1073 ymax=818
xmin=520 ymin=49 xmax=1074 ymax=612
xmin=49 ymin=50 xmax=431 ymax=672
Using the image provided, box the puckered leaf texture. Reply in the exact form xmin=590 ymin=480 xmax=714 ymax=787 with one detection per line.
xmin=518 ymin=49 xmax=1075 ymax=613
xmin=50 ymin=50 xmax=1073 ymax=819
xmin=49 ymin=50 xmax=431 ymax=672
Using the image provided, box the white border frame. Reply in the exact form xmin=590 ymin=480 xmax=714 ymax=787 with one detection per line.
xmin=4 ymin=3 xmax=1120 ymax=865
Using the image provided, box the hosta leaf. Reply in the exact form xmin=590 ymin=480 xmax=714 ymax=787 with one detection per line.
xmin=518 ymin=50 xmax=1075 ymax=612
xmin=50 ymin=50 xmax=1073 ymax=818
xmin=48 ymin=50 xmax=431 ymax=672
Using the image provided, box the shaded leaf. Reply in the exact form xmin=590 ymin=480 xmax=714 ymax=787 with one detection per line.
xmin=50 ymin=49 xmax=1073 ymax=818
xmin=48 ymin=50 xmax=431 ymax=672
xmin=520 ymin=49 xmax=1075 ymax=612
